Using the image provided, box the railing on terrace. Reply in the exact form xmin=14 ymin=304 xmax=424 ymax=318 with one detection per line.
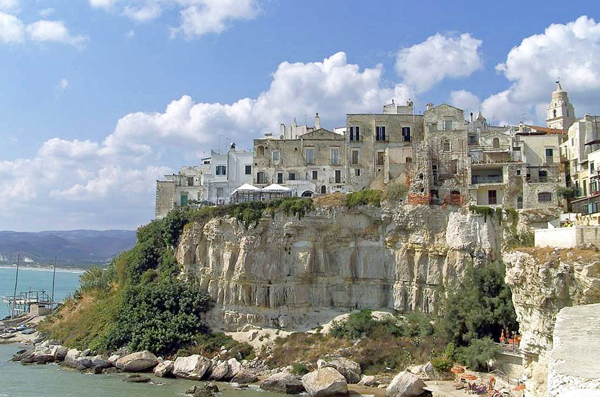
xmin=471 ymin=176 xmax=503 ymax=184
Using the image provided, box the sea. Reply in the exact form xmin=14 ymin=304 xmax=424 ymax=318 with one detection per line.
xmin=0 ymin=266 xmax=284 ymax=397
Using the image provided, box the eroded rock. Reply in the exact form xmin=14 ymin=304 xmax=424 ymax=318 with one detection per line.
xmin=115 ymin=351 xmax=158 ymax=372
xmin=302 ymin=367 xmax=348 ymax=397
xmin=260 ymin=372 xmax=305 ymax=394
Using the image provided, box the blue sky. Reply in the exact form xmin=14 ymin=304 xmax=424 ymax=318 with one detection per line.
xmin=0 ymin=0 xmax=599 ymax=231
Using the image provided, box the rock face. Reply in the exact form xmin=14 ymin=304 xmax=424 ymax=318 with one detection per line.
xmin=503 ymin=249 xmax=600 ymax=397
xmin=302 ymin=367 xmax=348 ymax=397
xmin=385 ymin=371 xmax=425 ymax=397
xmin=115 ymin=351 xmax=158 ymax=372
xmin=209 ymin=360 xmax=229 ymax=380
xmin=231 ymin=368 xmax=258 ymax=384
xmin=176 ymin=206 xmax=501 ymax=329
xmin=173 ymin=355 xmax=211 ymax=380
xmin=260 ymin=372 xmax=305 ymax=394
xmin=547 ymin=304 xmax=600 ymax=397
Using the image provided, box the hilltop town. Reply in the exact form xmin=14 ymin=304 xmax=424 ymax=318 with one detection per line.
xmin=155 ymin=83 xmax=598 ymax=221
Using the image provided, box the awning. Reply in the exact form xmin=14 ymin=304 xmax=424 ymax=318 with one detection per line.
xmin=262 ymin=184 xmax=292 ymax=192
xmin=231 ymin=183 xmax=261 ymax=195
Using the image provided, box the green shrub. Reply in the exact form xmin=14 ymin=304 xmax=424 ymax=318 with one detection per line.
xmin=78 ymin=265 xmax=114 ymax=293
xmin=458 ymin=337 xmax=501 ymax=371
xmin=330 ymin=310 xmax=377 ymax=339
xmin=557 ymin=186 xmax=577 ymax=199
xmin=382 ymin=183 xmax=409 ymax=202
xmin=346 ymin=190 xmax=381 ymax=207
xmin=469 ymin=206 xmax=496 ymax=222
xmin=291 ymin=363 xmax=309 ymax=376
xmin=431 ymin=355 xmax=453 ymax=373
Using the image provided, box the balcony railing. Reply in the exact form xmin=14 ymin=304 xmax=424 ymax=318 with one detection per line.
xmin=471 ymin=176 xmax=503 ymax=184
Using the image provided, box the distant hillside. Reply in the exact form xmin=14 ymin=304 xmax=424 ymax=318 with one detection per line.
xmin=0 ymin=230 xmax=137 ymax=266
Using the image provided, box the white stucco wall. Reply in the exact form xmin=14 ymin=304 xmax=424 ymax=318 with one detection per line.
xmin=535 ymin=226 xmax=600 ymax=248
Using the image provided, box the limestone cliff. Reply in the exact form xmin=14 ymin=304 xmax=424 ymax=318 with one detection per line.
xmin=176 ymin=205 xmax=500 ymax=330
xmin=503 ymin=248 xmax=600 ymax=397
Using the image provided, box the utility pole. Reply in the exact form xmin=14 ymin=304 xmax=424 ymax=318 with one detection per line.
xmin=11 ymin=254 xmax=20 ymax=319
xmin=51 ymin=256 xmax=57 ymax=308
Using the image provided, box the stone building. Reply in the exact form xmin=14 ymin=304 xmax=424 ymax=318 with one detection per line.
xmin=155 ymin=165 xmax=207 ymax=219
xmin=253 ymin=119 xmax=346 ymax=196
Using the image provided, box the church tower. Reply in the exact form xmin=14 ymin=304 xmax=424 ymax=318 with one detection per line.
xmin=546 ymin=81 xmax=576 ymax=130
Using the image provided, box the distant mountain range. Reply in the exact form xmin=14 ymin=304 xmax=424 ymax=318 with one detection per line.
xmin=0 ymin=230 xmax=137 ymax=267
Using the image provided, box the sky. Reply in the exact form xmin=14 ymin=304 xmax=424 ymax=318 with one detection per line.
xmin=0 ymin=0 xmax=599 ymax=231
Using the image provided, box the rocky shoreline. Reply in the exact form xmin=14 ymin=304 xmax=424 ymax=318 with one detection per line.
xmin=8 ymin=338 xmax=432 ymax=397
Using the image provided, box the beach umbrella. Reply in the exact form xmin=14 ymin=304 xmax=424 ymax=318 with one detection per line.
xmin=462 ymin=374 xmax=478 ymax=380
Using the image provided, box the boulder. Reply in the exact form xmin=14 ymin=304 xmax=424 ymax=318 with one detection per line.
xmin=173 ymin=355 xmax=211 ymax=380
xmin=77 ymin=357 xmax=95 ymax=369
xmin=302 ymin=367 xmax=348 ymax=397
xmin=32 ymin=348 xmax=55 ymax=364
xmin=225 ymin=358 xmax=242 ymax=380
xmin=51 ymin=345 xmax=68 ymax=361
xmin=91 ymin=355 xmax=111 ymax=369
xmin=319 ymin=358 xmax=361 ymax=384
xmin=64 ymin=348 xmax=81 ymax=368
xmin=231 ymin=369 xmax=258 ymax=384
xmin=186 ymin=383 xmax=219 ymax=397
xmin=123 ymin=374 xmax=151 ymax=383
xmin=153 ymin=360 xmax=174 ymax=377
xmin=260 ymin=372 xmax=305 ymax=394
xmin=358 ymin=376 xmax=377 ymax=387
xmin=116 ymin=351 xmax=158 ymax=372
xmin=385 ymin=371 xmax=425 ymax=397
xmin=108 ymin=354 xmax=120 ymax=366
xmin=209 ymin=361 xmax=229 ymax=381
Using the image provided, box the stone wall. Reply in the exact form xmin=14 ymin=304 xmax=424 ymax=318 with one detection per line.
xmin=176 ymin=205 xmax=500 ymax=330
xmin=535 ymin=226 xmax=600 ymax=248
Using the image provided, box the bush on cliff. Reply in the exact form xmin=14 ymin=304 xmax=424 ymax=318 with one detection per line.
xmin=345 ymin=190 xmax=381 ymax=207
xmin=436 ymin=261 xmax=518 ymax=346
xmin=382 ymin=182 xmax=408 ymax=203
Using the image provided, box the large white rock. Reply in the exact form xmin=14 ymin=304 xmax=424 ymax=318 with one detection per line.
xmin=319 ymin=358 xmax=361 ymax=384
xmin=153 ymin=360 xmax=174 ymax=377
xmin=115 ymin=351 xmax=158 ymax=372
xmin=302 ymin=367 xmax=348 ymax=397
xmin=50 ymin=345 xmax=68 ymax=361
xmin=231 ymin=368 xmax=258 ymax=384
xmin=385 ymin=371 xmax=425 ymax=397
xmin=64 ymin=348 xmax=81 ymax=368
xmin=173 ymin=355 xmax=211 ymax=380
xmin=224 ymin=358 xmax=242 ymax=380
xmin=209 ymin=361 xmax=229 ymax=381
xmin=358 ymin=375 xmax=377 ymax=387
xmin=260 ymin=372 xmax=305 ymax=394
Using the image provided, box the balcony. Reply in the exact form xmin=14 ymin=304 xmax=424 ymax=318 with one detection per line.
xmin=471 ymin=176 xmax=503 ymax=185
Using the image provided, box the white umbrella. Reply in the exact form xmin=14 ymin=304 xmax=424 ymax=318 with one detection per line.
xmin=262 ymin=184 xmax=292 ymax=192
xmin=231 ymin=183 xmax=260 ymax=195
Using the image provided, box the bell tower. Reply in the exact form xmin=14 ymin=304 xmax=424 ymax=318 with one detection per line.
xmin=546 ymin=81 xmax=576 ymax=130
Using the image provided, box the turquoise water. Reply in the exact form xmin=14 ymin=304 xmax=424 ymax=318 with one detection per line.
xmin=0 ymin=267 xmax=82 ymax=319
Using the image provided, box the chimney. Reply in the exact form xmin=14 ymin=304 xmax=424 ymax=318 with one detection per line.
xmin=470 ymin=112 xmax=474 ymax=122
xmin=426 ymin=103 xmax=434 ymax=111
xmin=315 ymin=113 xmax=321 ymax=129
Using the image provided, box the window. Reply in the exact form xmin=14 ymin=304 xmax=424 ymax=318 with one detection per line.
xmin=516 ymin=169 xmax=521 ymax=176
xmin=180 ymin=194 xmax=188 ymax=206
xmin=355 ymin=168 xmax=361 ymax=177
xmin=257 ymin=172 xmax=266 ymax=184
xmin=216 ymin=187 xmax=223 ymax=198
xmin=377 ymin=151 xmax=385 ymax=166
xmin=539 ymin=170 xmax=548 ymax=183
xmin=493 ymin=138 xmax=500 ymax=148
xmin=406 ymin=157 xmax=412 ymax=163
xmin=277 ymin=173 xmax=283 ymax=184
xmin=451 ymin=159 xmax=458 ymax=174
xmin=513 ymin=146 xmax=521 ymax=151
xmin=553 ymin=109 xmax=557 ymax=118
xmin=321 ymin=185 xmax=326 ymax=194
xmin=584 ymin=180 xmax=588 ymax=196
xmin=591 ymin=161 xmax=595 ymax=173
xmin=216 ymin=165 xmax=226 ymax=176
xmin=351 ymin=149 xmax=359 ymax=165
xmin=305 ymin=148 xmax=315 ymax=165
xmin=545 ymin=148 xmax=554 ymax=164
xmin=289 ymin=172 xmax=296 ymax=181
xmin=402 ymin=127 xmax=411 ymax=142
xmin=538 ymin=192 xmax=552 ymax=202
xmin=375 ymin=126 xmax=386 ymax=141
xmin=444 ymin=120 xmax=453 ymax=130
xmin=245 ymin=165 xmax=252 ymax=175
xmin=257 ymin=146 xmax=265 ymax=156
xmin=469 ymin=135 xmax=478 ymax=145
xmin=517 ymin=196 xmax=523 ymax=209
xmin=430 ymin=122 xmax=438 ymax=131
xmin=187 ymin=177 xmax=194 ymax=186
xmin=576 ymin=180 xmax=580 ymax=196
xmin=312 ymin=170 xmax=318 ymax=180
xmin=488 ymin=190 xmax=497 ymax=205
xmin=330 ymin=148 xmax=340 ymax=165
xmin=272 ymin=151 xmax=280 ymax=162
xmin=349 ymin=126 xmax=360 ymax=141
xmin=335 ymin=170 xmax=341 ymax=183
xmin=443 ymin=139 xmax=451 ymax=152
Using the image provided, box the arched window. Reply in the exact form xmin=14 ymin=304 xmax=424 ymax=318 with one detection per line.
xmin=257 ymin=146 xmax=265 ymax=156
xmin=320 ymin=185 xmax=326 ymax=194
xmin=443 ymin=139 xmax=451 ymax=152
xmin=553 ymin=109 xmax=557 ymax=118
xmin=493 ymin=138 xmax=500 ymax=148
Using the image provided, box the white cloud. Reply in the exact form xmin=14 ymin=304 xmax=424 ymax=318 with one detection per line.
xmin=449 ymin=90 xmax=481 ymax=115
xmin=26 ymin=20 xmax=87 ymax=47
xmin=482 ymin=16 xmax=600 ymax=125
xmin=39 ymin=8 xmax=55 ymax=18
xmin=0 ymin=0 xmax=19 ymax=12
xmin=125 ymin=29 xmax=135 ymax=38
xmin=0 ymin=13 xmax=86 ymax=47
xmin=0 ymin=12 xmax=24 ymax=43
xmin=395 ymin=33 xmax=483 ymax=93
xmin=88 ymin=0 xmax=261 ymax=39
xmin=57 ymin=78 xmax=69 ymax=91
